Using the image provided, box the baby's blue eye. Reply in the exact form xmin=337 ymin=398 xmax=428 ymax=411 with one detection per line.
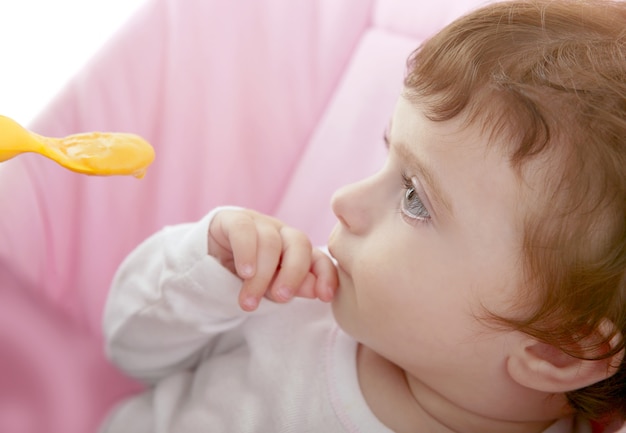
xmin=401 ymin=175 xmax=431 ymax=221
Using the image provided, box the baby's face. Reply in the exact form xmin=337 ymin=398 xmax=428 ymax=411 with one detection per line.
xmin=327 ymin=96 xmax=534 ymax=414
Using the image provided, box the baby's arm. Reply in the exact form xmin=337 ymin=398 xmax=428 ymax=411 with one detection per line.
xmin=103 ymin=207 xmax=337 ymax=384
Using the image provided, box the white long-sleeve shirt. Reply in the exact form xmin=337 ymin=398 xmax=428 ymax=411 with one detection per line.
xmin=100 ymin=209 xmax=587 ymax=433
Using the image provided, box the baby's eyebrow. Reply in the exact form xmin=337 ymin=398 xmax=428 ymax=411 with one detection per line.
xmin=384 ymin=129 xmax=454 ymax=217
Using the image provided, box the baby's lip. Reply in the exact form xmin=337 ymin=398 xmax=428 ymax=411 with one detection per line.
xmin=327 ymin=227 xmax=353 ymax=276
xmin=327 ymin=245 xmax=349 ymax=276
xmin=327 ymin=242 xmax=339 ymax=263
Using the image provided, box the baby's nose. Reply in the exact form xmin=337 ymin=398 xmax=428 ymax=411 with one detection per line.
xmin=331 ymin=180 xmax=373 ymax=235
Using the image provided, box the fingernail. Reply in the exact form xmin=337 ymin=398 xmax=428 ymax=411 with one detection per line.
xmin=242 ymin=296 xmax=258 ymax=310
xmin=277 ymin=286 xmax=292 ymax=301
xmin=240 ymin=264 xmax=254 ymax=278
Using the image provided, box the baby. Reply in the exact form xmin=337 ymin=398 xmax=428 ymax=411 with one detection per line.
xmin=100 ymin=0 xmax=626 ymax=432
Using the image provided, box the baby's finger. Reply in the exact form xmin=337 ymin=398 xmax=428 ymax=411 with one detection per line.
xmin=238 ymin=222 xmax=282 ymax=311
xmin=310 ymin=249 xmax=338 ymax=302
xmin=209 ymin=211 xmax=258 ymax=278
xmin=225 ymin=216 xmax=260 ymax=279
xmin=269 ymin=227 xmax=313 ymax=302
xmin=292 ymin=272 xmax=317 ymax=299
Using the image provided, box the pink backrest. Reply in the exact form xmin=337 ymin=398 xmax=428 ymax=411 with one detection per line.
xmin=1 ymin=1 xmax=622 ymax=432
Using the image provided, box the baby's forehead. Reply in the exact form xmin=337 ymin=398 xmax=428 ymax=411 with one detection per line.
xmin=393 ymin=95 xmax=523 ymax=160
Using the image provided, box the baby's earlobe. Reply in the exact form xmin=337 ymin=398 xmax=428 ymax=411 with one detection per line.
xmin=507 ymin=320 xmax=623 ymax=393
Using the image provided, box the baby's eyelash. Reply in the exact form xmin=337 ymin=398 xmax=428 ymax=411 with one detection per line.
xmin=401 ymin=172 xmax=413 ymax=190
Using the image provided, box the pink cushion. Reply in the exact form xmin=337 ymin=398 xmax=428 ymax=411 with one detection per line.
xmin=2 ymin=0 xmax=622 ymax=432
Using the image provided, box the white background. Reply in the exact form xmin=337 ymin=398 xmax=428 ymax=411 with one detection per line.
xmin=0 ymin=0 xmax=147 ymax=126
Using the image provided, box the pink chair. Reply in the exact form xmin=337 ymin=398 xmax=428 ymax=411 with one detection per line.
xmin=0 ymin=1 xmax=622 ymax=432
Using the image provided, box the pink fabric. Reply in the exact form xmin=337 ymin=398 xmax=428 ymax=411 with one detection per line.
xmin=0 ymin=0 xmax=622 ymax=432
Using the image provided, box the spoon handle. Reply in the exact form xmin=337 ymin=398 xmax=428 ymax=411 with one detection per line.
xmin=0 ymin=115 xmax=43 ymax=162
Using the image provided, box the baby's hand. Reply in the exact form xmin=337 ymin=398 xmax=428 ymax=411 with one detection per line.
xmin=208 ymin=209 xmax=338 ymax=311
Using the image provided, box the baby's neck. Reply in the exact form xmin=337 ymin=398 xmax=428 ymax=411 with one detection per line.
xmin=356 ymin=344 xmax=556 ymax=433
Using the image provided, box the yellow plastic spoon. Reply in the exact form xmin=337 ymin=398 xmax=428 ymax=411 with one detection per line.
xmin=0 ymin=115 xmax=155 ymax=178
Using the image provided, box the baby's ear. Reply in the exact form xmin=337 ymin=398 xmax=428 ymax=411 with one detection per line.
xmin=506 ymin=320 xmax=624 ymax=393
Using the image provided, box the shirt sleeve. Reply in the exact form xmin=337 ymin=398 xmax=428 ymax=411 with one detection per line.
xmin=102 ymin=207 xmax=276 ymax=383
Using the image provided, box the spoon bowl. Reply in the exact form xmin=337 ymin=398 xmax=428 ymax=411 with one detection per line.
xmin=0 ymin=115 xmax=155 ymax=178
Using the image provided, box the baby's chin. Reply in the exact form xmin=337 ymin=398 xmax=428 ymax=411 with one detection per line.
xmin=329 ymin=281 xmax=357 ymax=333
